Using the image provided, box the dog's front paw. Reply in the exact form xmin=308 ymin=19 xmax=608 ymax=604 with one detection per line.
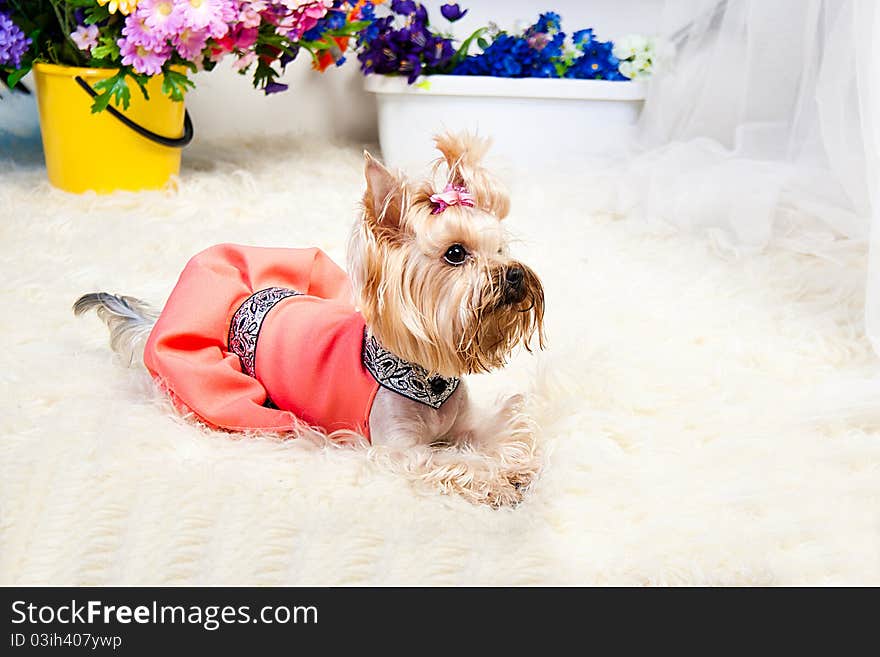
xmin=507 ymin=467 xmax=534 ymax=492
xmin=484 ymin=463 xmax=538 ymax=508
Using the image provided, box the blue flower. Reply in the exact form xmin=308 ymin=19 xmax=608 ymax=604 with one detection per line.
xmin=302 ymin=25 xmax=323 ymax=41
xmin=440 ymin=3 xmax=468 ymax=22
xmin=303 ymin=9 xmax=349 ymax=41
xmin=326 ymin=10 xmax=347 ymax=30
xmin=543 ymin=31 xmax=565 ymax=58
xmin=358 ymin=10 xmax=385 ymax=45
xmin=453 ymin=27 xmax=566 ymax=80
xmin=535 ymin=12 xmax=561 ymax=34
xmin=572 ymin=28 xmax=593 ymax=48
xmin=565 ymin=39 xmax=622 ymax=80
xmin=452 ymin=57 xmax=487 ymax=76
xmin=534 ymin=62 xmax=556 ymax=78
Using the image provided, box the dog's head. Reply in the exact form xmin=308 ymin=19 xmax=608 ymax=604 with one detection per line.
xmin=349 ymin=132 xmax=545 ymax=377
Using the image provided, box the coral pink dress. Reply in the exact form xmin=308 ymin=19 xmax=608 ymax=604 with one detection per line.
xmin=143 ymin=244 xmax=458 ymax=441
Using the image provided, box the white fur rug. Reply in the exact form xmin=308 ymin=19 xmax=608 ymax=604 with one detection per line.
xmin=2 ymin=136 xmax=879 ymax=585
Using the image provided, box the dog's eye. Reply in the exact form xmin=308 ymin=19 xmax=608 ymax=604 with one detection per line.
xmin=443 ymin=244 xmax=468 ymax=266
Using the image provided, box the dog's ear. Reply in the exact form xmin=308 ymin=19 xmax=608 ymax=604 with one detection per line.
xmin=363 ymin=151 xmax=404 ymax=235
xmin=433 ymin=132 xmax=510 ymax=219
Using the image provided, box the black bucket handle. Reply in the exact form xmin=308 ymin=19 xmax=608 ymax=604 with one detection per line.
xmin=75 ymin=76 xmax=194 ymax=148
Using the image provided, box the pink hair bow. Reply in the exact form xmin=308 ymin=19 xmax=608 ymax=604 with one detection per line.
xmin=430 ymin=183 xmax=475 ymax=214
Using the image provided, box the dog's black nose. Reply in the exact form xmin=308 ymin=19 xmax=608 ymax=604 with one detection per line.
xmin=505 ymin=266 xmax=524 ymax=289
xmin=503 ymin=265 xmax=526 ymax=304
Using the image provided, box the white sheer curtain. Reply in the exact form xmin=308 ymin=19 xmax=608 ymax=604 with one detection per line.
xmin=621 ymin=0 xmax=880 ymax=349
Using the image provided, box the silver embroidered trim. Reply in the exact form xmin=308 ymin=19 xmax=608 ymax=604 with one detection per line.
xmin=228 ymin=287 xmax=301 ymax=378
xmin=362 ymin=331 xmax=460 ymax=409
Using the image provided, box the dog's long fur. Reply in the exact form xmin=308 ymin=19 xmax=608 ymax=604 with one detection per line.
xmin=73 ymin=293 xmax=158 ymax=365
xmin=76 ymin=132 xmax=545 ymax=506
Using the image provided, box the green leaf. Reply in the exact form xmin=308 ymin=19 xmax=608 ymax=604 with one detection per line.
xmin=447 ymin=27 xmax=489 ymax=71
xmin=130 ymin=73 xmax=151 ymax=101
xmin=6 ymin=66 xmax=31 ymax=90
xmin=84 ymin=4 xmax=111 ymax=25
xmin=161 ymin=68 xmax=194 ymax=102
xmin=92 ymin=34 xmax=120 ymax=61
xmin=91 ymin=71 xmax=132 ymax=113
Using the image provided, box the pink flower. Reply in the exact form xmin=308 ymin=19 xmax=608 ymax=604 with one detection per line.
xmin=238 ymin=5 xmax=262 ymax=29
xmin=232 ymin=49 xmax=256 ymax=71
xmin=271 ymin=1 xmax=329 ymax=41
xmin=118 ymin=36 xmax=171 ymax=75
xmin=173 ymin=0 xmax=236 ymax=40
xmin=121 ymin=12 xmax=163 ymax=49
xmin=137 ymin=0 xmax=182 ymax=37
xmin=70 ymin=24 xmax=99 ymax=52
xmin=173 ymin=27 xmax=208 ymax=59
xmin=233 ymin=26 xmax=258 ymax=49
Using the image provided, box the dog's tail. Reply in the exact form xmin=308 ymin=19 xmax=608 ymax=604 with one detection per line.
xmin=73 ymin=293 xmax=159 ymax=365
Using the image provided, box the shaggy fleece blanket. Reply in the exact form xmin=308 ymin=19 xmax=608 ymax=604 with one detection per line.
xmin=1 ymin=136 xmax=879 ymax=585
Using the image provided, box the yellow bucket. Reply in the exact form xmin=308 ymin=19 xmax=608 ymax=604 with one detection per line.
xmin=32 ymin=63 xmax=191 ymax=194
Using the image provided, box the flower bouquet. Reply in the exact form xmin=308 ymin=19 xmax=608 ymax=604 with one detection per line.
xmin=358 ymin=3 xmax=663 ymax=168
xmin=356 ymin=3 xmax=661 ymax=84
xmin=0 ymin=0 xmax=372 ymax=192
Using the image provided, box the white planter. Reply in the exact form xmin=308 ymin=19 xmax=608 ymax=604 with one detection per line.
xmin=365 ymin=74 xmax=647 ymax=170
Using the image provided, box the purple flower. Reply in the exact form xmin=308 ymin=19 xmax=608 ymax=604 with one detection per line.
xmin=71 ymin=24 xmax=100 ymax=53
xmin=357 ymin=3 xmax=455 ymax=83
xmin=391 ymin=0 xmax=417 ymax=16
xmin=264 ymin=80 xmax=289 ymax=95
xmin=0 ymin=11 xmax=31 ymax=68
xmin=280 ymin=47 xmax=300 ymax=68
xmin=399 ymin=53 xmax=422 ymax=83
xmin=440 ymin=3 xmax=467 ymax=22
xmin=422 ymin=35 xmax=452 ymax=67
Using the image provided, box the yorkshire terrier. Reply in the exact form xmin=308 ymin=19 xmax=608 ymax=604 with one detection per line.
xmin=75 ymin=132 xmax=545 ymax=506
